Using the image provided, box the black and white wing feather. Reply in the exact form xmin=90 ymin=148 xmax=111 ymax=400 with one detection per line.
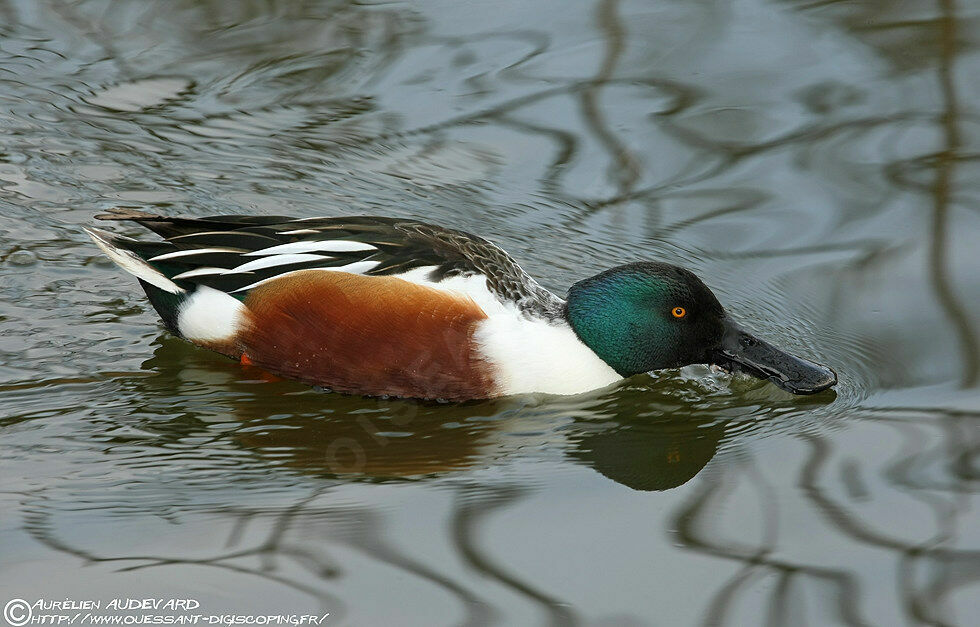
xmin=92 ymin=209 xmax=565 ymax=318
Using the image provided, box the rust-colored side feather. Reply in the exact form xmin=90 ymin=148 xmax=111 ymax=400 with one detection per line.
xmin=238 ymin=270 xmax=497 ymax=400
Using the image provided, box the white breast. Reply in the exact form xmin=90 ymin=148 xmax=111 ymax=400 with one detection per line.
xmin=392 ymin=266 xmax=623 ymax=396
xmin=472 ymin=315 xmax=622 ymax=396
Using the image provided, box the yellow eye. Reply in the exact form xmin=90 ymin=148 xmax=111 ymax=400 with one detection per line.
xmin=671 ymin=306 xmax=687 ymax=319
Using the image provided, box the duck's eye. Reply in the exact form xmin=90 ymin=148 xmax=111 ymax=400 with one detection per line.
xmin=671 ymin=306 xmax=687 ymax=319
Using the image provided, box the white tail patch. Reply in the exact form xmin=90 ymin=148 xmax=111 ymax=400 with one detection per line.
xmin=177 ymin=286 xmax=246 ymax=343
xmin=243 ymin=240 xmax=376 ymax=256
xmin=85 ymin=227 xmax=183 ymax=294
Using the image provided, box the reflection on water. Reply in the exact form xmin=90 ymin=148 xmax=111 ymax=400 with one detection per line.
xmin=1 ymin=0 xmax=979 ymax=624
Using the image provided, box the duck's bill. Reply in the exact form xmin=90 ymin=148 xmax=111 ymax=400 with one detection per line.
xmin=708 ymin=318 xmax=837 ymax=395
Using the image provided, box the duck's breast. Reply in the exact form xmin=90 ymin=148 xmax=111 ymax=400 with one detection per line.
xmin=472 ymin=315 xmax=623 ymax=396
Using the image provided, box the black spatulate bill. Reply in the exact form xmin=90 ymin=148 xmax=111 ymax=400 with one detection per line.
xmin=708 ymin=318 xmax=837 ymax=395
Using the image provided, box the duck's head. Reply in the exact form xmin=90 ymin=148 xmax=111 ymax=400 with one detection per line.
xmin=565 ymin=262 xmax=837 ymax=395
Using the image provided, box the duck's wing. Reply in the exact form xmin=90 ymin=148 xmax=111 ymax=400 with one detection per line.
xmin=89 ymin=209 xmax=565 ymax=318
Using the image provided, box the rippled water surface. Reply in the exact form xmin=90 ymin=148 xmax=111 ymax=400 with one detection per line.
xmin=2 ymin=0 xmax=979 ymax=624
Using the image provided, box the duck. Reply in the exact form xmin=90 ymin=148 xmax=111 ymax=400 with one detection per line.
xmin=85 ymin=208 xmax=837 ymax=401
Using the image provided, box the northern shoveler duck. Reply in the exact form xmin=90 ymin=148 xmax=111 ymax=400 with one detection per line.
xmin=86 ymin=209 xmax=837 ymax=400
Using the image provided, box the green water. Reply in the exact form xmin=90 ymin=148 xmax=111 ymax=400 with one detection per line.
xmin=1 ymin=0 xmax=978 ymax=624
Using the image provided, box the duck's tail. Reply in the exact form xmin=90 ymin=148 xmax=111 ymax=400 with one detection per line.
xmin=84 ymin=226 xmax=188 ymax=335
xmin=85 ymin=227 xmax=182 ymax=294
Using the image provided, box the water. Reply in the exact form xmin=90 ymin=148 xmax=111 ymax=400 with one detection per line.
xmin=1 ymin=0 xmax=978 ymax=624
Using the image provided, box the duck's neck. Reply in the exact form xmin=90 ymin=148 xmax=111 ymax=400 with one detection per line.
xmin=564 ymin=298 xmax=632 ymax=378
xmin=564 ymin=271 xmax=671 ymax=377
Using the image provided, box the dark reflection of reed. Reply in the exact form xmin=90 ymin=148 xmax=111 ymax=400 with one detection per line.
xmin=675 ymin=464 xmax=865 ymax=626
xmin=931 ymin=0 xmax=979 ymax=387
xmin=451 ymin=484 xmax=579 ymax=627
xmin=580 ymin=0 xmax=641 ymax=198
xmin=671 ymin=462 xmax=870 ymax=626
xmin=20 ymin=485 xmax=349 ymax=618
xmin=669 ymin=404 xmax=980 ymax=626
xmin=800 ymin=429 xmax=980 ymax=624
xmin=20 ymin=477 xmax=506 ymax=624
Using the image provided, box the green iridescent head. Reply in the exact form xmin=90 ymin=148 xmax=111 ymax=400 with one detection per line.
xmin=565 ymin=262 xmax=837 ymax=395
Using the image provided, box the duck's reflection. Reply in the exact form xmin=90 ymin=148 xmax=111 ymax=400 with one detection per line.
xmin=228 ymin=391 xmax=728 ymax=490
xmin=233 ymin=400 xmax=508 ymax=479
xmin=567 ymin=413 xmax=724 ymax=491
xmin=140 ymin=337 xmax=821 ymax=490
